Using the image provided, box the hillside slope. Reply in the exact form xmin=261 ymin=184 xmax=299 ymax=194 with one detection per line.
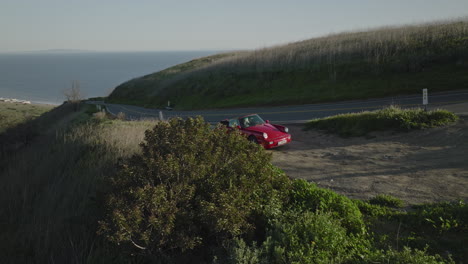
xmin=108 ymin=20 xmax=468 ymax=110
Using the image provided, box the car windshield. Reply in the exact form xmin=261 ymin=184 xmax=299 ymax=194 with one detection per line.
xmin=229 ymin=119 xmax=239 ymax=127
xmin=239 ymin=114 xmax=265 ymax=128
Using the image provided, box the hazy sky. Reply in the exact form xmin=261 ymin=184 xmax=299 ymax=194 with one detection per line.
xmin=1 ymin=0 xmax=467 ymax=52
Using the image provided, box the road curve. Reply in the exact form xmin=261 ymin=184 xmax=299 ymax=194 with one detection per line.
xmin=90 ymin=90 xmax=468 ymax=123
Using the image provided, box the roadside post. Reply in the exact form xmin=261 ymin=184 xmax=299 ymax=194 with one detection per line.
xmin=159 ymin=111 xmax=164 ymax=121
xmin=422 ymin=88 xmax=428 ymax=111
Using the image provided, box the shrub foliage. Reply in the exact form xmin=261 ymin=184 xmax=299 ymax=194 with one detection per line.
xmin=258 ymin=211 xmax=367 ymax=264
xmin=369 ymin=194 xmax=405 ymax=208
xmin=98 ymin=117 xmax=290 ymax=258
xmin=289 ymin=179 xmax=365 ymax=234
xmin=305 ymin=106 xmax=458 ymax=137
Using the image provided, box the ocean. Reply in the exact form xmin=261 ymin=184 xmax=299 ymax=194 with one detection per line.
xmin=0 ymin=51 xmax=218 ymax=104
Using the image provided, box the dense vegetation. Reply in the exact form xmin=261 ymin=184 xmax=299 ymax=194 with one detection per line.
xmin=0 ymin=102 xmax=53 ymax=133
xmin=98 ymin=117 xmax=291 ymax=262
xmin=98 ymin=117 xmax=463 ymax=263
xmin=108 ymin=19 xmax=468 ymax=110
xmin=304 ymin=106 xmax=459 ymax=137
xmin=1 ymin=107 xmax=466 ymax=263
xmin=0 ymin=104 xmax=155 ymax=263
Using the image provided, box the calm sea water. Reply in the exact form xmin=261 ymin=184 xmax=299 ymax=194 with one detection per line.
xmin=0 ymin=51 xmax=217 ymax=104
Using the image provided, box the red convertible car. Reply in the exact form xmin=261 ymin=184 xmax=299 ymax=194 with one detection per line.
xmin=220 ymin=114 xmax=292 ymax=149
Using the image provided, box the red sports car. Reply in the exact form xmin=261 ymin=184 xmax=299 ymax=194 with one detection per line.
xmin=220 ymin=114 xmax=292 ymax=149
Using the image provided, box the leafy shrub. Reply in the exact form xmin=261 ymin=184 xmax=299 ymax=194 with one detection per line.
xmin=366 ymin=247 xmax=453 ymax=264
xmin=305 ymin=106 xmax=458 ymax=136
xmin=225 ymin=210 xmax=454 ymax=264
xmin=225 ymin=238 xmax=262 ymax=264
xmin=407 ymin=201 xmax=468 ymax=234
xmin=363 ymin=200 xmax=466 ymax=263
xmin=353 ymin=199 xmax=399 ymax=218
xmin=399 ymin=201 xmax=467 ymax=263
xmin=259 ymin=211 xmax=368 ymax=264
xmin=369 ymin=194 xmax=405 ymax=208
xmin=225 ymin=210 xmax=370 ymax=264
xmin=98 ymin=117 xmax=290 ymax=260
xmin=289 ymin=179 xmax=365 ymax=234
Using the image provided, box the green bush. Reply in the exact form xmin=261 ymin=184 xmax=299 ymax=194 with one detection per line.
xmin=361 ymin=200 xmax=466 ymax=263
xmin=398 ymin=201 xmax=468 ymax=263
xmin=225 ymin=211 xmax=369 ymax=264
xmin=409 ymin=201 xmax=468 ymax=233
xmin=289 ymin=179 xmax=365 ymax=234
xmin=353 ymin=199 xmax=399 ymax=218
xmin=259 ymin=211 xmax=368 ymax=264
xmin=98 ymin=117 xmax=290 ymax=260
xmin=305 ymin=106 xmax=458 ymax=137
xmin=369 ymin=194 xmax=405 ymax=208
xmin=225 ymin=238 xmax=262 ymax=264
xmin=225 ymin=210 xmax=455 ymax=264
xmin=366 ymin=247 xmax=453 ymax=264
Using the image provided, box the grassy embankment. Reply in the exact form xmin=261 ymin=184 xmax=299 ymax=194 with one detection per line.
xmin=108 ymin=19 xmax=468 ymax=110
xmin=0 ymin=104 xmax=466 ymax=263
xmin=305 ymin=106 xmax=459 ymax=136
xmin=0 ymin=104 xmax=156 ymax=263
xmin=0 ymin=102 xmax=54 ymax=133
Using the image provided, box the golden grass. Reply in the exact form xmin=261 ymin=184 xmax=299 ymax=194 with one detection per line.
xmin=0 ymin=116 xmax=157 ymax=262
xmin=108 ymin=19 xmax=468 ymax=109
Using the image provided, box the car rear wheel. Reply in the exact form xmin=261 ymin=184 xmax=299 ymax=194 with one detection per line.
xmin=248 ymin=135 xmax=258 ymax=144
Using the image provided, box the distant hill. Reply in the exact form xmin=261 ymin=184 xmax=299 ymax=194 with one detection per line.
xmin=108 ymin=19 xmax=468 ymax=110
xmin=15 ymin=49 xmax=94 ymax=54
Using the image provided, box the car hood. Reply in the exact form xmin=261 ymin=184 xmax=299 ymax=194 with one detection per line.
xmin=244 ymin=124 xmax=288 ymax=138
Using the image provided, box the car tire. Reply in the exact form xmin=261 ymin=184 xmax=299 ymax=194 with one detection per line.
xmin=248 ymin=135 xmax=258 ymax=144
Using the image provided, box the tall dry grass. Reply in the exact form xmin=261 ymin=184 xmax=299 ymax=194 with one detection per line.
xmin=108 ymin=19 xmax=468 ymax=109
xmin=0 ymin=118 xmax=156 ymax=263
xmin=190 ymin=19 xmax=468 ymax=75
xmin=171 ymin=19 xmax=466 ymax=86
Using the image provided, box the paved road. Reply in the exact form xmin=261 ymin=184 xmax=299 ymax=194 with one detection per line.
xmin=90 ymin=90 xmax=468 ymax=123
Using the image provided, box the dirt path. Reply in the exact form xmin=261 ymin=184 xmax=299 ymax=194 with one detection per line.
xmin=272 ymin=105 xmax=468 ymax=205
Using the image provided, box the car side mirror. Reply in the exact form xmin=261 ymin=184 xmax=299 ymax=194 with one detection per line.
xmin=265 ymin=120 xmax=270 ymax=124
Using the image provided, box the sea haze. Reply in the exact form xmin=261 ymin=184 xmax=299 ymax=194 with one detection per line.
xmin=0 ymin=51 xmax=218 ymax=104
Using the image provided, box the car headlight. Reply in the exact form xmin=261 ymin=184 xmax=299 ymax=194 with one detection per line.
xmin=284 ymin=127 xmax=289 ymax=133
xmin=263 ymin=132 xmax=268 ymax=139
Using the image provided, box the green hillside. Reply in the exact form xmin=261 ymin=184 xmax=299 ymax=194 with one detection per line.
xmin=108 ymin=20 xmax=468 ymax=110
xmin=0 ymin=102 xmax=53 ymax=133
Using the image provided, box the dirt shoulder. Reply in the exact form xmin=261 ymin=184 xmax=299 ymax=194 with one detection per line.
xmin=272 ymin=104 xmax=468 ymax=205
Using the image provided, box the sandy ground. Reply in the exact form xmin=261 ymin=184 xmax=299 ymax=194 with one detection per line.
xmin=272 ymin=103 xmax=468 ymax=205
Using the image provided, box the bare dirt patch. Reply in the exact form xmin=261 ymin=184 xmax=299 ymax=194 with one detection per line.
xmin=272 ymin=110 xmax=468 ymax=205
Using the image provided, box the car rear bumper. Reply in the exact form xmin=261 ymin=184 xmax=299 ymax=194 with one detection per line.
xmin=261 ymin=135 xmax=292 ymax=149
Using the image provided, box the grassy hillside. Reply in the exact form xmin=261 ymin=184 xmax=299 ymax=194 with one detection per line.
xmin=108 ymin=19 xmax=468 ymax=110
xmin=0 ymin=105 xmax=156 ymax=263
xmin=108 ymin=52 xmax=239 ymax=106
xmin=0 ymin=102 xmax=54 ymax=133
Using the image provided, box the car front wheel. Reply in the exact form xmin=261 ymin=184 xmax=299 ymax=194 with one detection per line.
xmin=248 ymin=135 xmax=258 ymax=144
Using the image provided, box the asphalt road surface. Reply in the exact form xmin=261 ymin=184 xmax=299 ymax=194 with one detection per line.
xmin=90 ymin=90 xmax=468 ymax=123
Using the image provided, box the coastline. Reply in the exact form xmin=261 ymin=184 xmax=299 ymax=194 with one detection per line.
xmin=0 ymin=97 xmax=60 ymax=106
